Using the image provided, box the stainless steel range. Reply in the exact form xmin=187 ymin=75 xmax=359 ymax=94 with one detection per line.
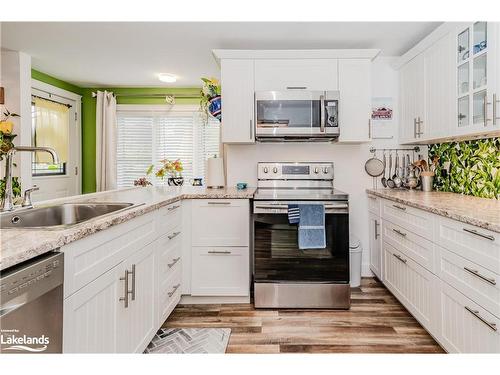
xmin=252 ymin=162 xmax=350 ymax=309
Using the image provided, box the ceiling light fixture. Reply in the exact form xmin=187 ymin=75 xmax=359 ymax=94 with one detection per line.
xmin=158 ymin=73 xmax=177 ymax=83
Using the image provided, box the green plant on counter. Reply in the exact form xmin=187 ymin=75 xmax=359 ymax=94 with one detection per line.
xmin=0 ymin=176 xmax=21 ymax=200
xmin=429 ymin=138 xmax=500 ymax=199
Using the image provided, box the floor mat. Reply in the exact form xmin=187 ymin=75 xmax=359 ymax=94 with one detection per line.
xmin=144 ymin=328 xmax=231 ymax=354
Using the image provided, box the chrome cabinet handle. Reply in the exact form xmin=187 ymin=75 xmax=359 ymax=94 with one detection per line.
xmin=255 ymin=204 xmax=348 ymax=210
xmin=462 ymin=228 xmax=495 ymax=241
xmin=392 ymin=204 xmax=406 ymax=211
xmin=119 ymin=269 xmax=131 ymax=308
xmin=494 ymin=93 xmax=499 ymax=125
xmin=168 ymin=257 xmax=181 ymax=269
xmin=207 ymin=201 xmax=231 ymax=205
xmin=483 ymin=95 xmax=492 ymax=127
xmin=167 ymin=204 xmax=180 ymax=211
xmin=320 ymin=93 xmax=325 ymax=133
xmin=392 ymin=228 xmax=407 ymax=237
xmin=368 ymin=119 xmax=371 ymax=138
xmin=250 ymin=119 xmax=253 ymax=140
xmin=413 ymin=118 xmax=417 ymax=138
xmin=286 ymin=86 xmax=307 ymax=90
xmin=393 ymin=253 xmax=407 ymax=264
xmin=374 ymin=220 xmax=380 ymax=239
xmin=464 ymin=267 xmax=497 ymax=285
xmin=465 ymin=306 xmax=497 ymax=332
xmin=168 ymin=284 xmax=181 ymax=297
xmin=368 ymin=196 xmax=377 ymax=200
xmin=208 ymin=250 xmax=231 ymax=254
xmin=168 ymin=231 xmax=181 ymax=240
xmin=417 ymin=117 xmax=424 ymax=137
xmin=130 ymin=264 xmax=136 ymax=301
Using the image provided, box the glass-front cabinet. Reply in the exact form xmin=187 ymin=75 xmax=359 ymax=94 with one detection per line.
xmin=456 ymin=22 xmax=499 ymax=134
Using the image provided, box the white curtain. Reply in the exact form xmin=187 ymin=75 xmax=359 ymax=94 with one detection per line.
xmin=95 ymin=90 xmax=117 ymax=191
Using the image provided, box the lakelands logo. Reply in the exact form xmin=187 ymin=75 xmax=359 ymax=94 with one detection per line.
xmin=1 ymin=330 xmax=49 ymax=352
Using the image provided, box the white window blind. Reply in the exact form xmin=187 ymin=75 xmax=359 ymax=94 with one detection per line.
xmin=116 ymin=107 xmax=220 ymax=188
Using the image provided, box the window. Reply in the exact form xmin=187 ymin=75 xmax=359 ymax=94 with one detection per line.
xmin=116 ymin=106 xmax=220 ymax=188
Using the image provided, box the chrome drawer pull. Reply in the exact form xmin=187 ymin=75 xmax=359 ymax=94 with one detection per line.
xmin=462 ymin=228 xmax=495 ymax=241
xmin=465 ymin=306 xmax=497 ymax=332
xmin=207 ymin=201 xmax=231 ymax=205
xmin=167 ymin=231 xmax=181 ymax=240
xmin=208 ymin=250 xmax=232 ymax=254
xmin=392 ymin=228 xmax=407 ymax=237
xmin=167 ymin=257 xmax=181 ymax=268
xmin=167 ymin=204 xmax=180 ymax=211
xmin=130 ymin=264 xmax=136 ymax=301
xmin=392 ymin=204 xmax=406 ymax=211
xmin=463 ymin=267 xmax=497 ymax=285
xmin=119 ymin=269 xmax=131 ymax=308
xmin=393 ymin=253 xmax=407 ymax=264
xmin=168 ymin=284 xmax=181 ymax=297
xmin=374 ymin=220 xmax=380 ymax=239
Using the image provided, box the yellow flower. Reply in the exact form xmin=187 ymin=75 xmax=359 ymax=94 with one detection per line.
xmin=0 ymin=121 xmax=13 ymax=134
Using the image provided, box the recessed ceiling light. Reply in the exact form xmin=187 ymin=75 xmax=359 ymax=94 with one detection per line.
xmin=158 ymin=73 xmax=177 ymax=83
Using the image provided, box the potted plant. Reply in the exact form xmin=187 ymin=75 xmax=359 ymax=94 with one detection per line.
xmin=156 ymin=159 xmax=184 ymax=186
xmin=0 ymin=110 xmax=21 ymax=200
xmin=200 ymin=77 xmax=221 ymax=122
xmin=0 ymin=108 xmax=20 ymax=135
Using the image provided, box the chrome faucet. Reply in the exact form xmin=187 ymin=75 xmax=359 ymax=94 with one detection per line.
xmin=1 ymin=146 xmax=60 ymax=212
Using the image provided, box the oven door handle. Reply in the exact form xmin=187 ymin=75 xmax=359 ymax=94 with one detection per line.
xmin=255 ymin=204 xmax=348 ymax=209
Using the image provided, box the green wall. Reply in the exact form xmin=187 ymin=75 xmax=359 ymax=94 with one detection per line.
xmin=31 ymin=70 xmax=201 ymax=193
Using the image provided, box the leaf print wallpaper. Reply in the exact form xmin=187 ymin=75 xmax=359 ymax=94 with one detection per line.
xmin=428 ymin=138 xmax=500 ymax=199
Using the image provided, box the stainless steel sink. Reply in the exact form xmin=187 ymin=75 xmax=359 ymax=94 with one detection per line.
xmin=0 ymin=202 xmax=137 ymax=229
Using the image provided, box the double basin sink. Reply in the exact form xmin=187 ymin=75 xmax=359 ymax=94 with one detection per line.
xmin=0 ymin=202 xmax=137 ymax=229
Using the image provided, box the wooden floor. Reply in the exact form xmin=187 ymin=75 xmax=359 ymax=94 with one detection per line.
xmin=163 ymin=278 xmax=445 ymax=353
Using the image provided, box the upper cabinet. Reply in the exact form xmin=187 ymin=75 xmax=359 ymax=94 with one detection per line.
xmin=398 ymin=22 xmax=500 ymax=144
xmin=220 ymin=59 xmax=255 ymax=144
xmin=254 ymin=59 xmax=338 ymax=91
xmin=338 ymin=59 xmax=372 ymax=142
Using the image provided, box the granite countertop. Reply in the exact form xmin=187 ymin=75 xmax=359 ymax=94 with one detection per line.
xmin=366 ymin=189 xmax=500 ymax=233
xmin=0 ymin=186 xmax=255 ymax=271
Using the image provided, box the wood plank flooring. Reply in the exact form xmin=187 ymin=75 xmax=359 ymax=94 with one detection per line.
xmin=162 ymin=278 xmax=445 ymax=353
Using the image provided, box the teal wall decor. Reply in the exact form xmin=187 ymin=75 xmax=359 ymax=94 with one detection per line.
xmin=428 ymin=138 xmax=500 ymax=199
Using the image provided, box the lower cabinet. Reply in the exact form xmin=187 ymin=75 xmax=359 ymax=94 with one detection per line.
xmin=191 ymin=247 xmax=249 ymax=296
xmin=368 ymin=211 xmax=382 ymax=279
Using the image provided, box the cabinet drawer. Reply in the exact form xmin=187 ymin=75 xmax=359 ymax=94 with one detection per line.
xmin=438 ymin=246 xmax=500 ymax=318
xmin=191 ymin=246 xmax=249 ymax=296
xmin=254 ymin=59 xmax=338 ymax=91
xmin=63 ymin=212 xmax=156 ymax=298
xmin=435 ymin=216 xmax=500 ymax=274
xmin=382 ymin=241 xmax=438 ymax=334
xmin=157 ymin=228 xmax=182 ymax=282
xmin=381 ymin=199 xmax=434 ymax=241
xmin=159 ymin=267 xmax=182 ymax=323
xmin=382 ymin=219 xmax=435 ymax=272
xmin=367 ymin=194 xmax=381 ymax=215
xmin=157 ymin=201 xmax=182 ymax=236
xmin=191 ymin=199 xmax=249 ymax=246
xmin=439 ymin=280 xmax=499 ymax=353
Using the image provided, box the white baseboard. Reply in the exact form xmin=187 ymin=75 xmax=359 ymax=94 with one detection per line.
xmin=180 ymin=295 xmax=250 ymax=304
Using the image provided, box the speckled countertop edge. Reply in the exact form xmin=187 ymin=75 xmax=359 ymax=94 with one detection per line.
xmin=366 ymin=189 xmax=500 ymax=234
xmin=0 ymin=186 xmax=256 ymax=271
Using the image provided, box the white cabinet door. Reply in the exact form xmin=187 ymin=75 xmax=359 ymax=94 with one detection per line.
xmin=368 ymin=211 xmax=382 ymax=279
xmin=399 ymin=54 xmax=425 ymax=143
xmin=63 ymin=264 xmax=124 ymax=353
xmin=254 ymin=59 xmax=338 ymax=91
xmin=221 ymin=59 xmax=255 ymax=144
xmin=191 ymin=246 xmax=250 ymax=296
xmin=119 ymin=241 xmax=157 ymax=353
xmin=424 ymin=32 xmax=455 ymax=140
xmin=338 ymin=59 xmax=371 ymax=142
xmin=439 ymin=280 xmax=500 ymax=353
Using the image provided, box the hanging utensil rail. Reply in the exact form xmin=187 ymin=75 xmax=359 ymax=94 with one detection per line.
xmin=369 ymin=146 xmax=420 ymax=153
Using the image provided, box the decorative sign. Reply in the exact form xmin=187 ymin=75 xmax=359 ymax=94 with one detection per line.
xmin=371 ymin=97 xmax=394 ymax=139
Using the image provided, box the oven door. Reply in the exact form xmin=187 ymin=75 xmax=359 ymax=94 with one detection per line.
xmin=253 ymin=209 xmax=349 ymax=284
xmin=255 ymin=91 xmax=339 ymax=138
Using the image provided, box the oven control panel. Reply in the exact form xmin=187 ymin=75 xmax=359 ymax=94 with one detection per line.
xmin=258 ymin=162 xmax=334 ymax=180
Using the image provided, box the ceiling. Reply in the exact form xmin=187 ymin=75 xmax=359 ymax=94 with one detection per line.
xmin=1 ymin=22 xmax=441 ymax=88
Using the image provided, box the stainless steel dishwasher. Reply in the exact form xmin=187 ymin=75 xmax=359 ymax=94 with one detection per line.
xmin=0 ymin=252 xmax=63 ymax=353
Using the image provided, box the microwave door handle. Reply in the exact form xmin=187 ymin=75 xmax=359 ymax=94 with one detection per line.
xmin=320 ymin=92 xmax=325 ymax=132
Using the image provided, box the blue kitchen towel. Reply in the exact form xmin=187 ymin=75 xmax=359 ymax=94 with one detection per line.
xmin=288 ymin=204 xmax=300 ymax=224
xmin=298 ymin=204 xmax=326 ymax=249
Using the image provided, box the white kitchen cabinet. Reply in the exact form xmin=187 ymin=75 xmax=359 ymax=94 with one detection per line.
xmin=220 ymin=59 xmax=255 ymax=144
xmin=338 ymin=59 xmax=372 ymax=142
xmin=63 ymin=264 xmax=124 ymax=353
xmin=191 ymin=246 xmax=250 ymax=296
xmin=399 ymin=54 xmax=425 ymax=143
xmin=254 ymin=59 xmax=338 ymax=91
xmin=439 ymin=280 xmax=500 ymax=353
xmin=368 ymin=211 xmax=382 ymax=279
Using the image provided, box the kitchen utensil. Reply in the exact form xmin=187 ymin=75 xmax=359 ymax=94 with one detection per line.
xmin=420 ymin=159 xmax=428 ymax=172
xmin=365 ymin=151 xmax=385 ymax=177
xmin=394 ymin=154 xmax=402 ymax=188
xmin=392 ymin=151 xmax=398 ymax=181
xmin=420 ymin=171 xmax=435 ymax=192
xmin=386 ymin=154 xmax=395 ymax=189
xmin=381 ymin=153 xmax=388 ymax=188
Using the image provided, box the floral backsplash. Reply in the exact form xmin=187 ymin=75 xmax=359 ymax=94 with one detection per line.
xmin=428 ymin=138 xmax=500 ymax=199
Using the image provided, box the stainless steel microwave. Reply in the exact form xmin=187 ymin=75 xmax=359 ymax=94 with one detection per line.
xmin=255 ymin=90 xmax=340 ymax=141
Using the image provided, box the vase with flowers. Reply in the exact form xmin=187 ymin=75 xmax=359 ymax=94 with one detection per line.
xmin=156 ymin=159 xmax=184 ymax=186
xmin=200 ymin=77 xmax=221 ymax=122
